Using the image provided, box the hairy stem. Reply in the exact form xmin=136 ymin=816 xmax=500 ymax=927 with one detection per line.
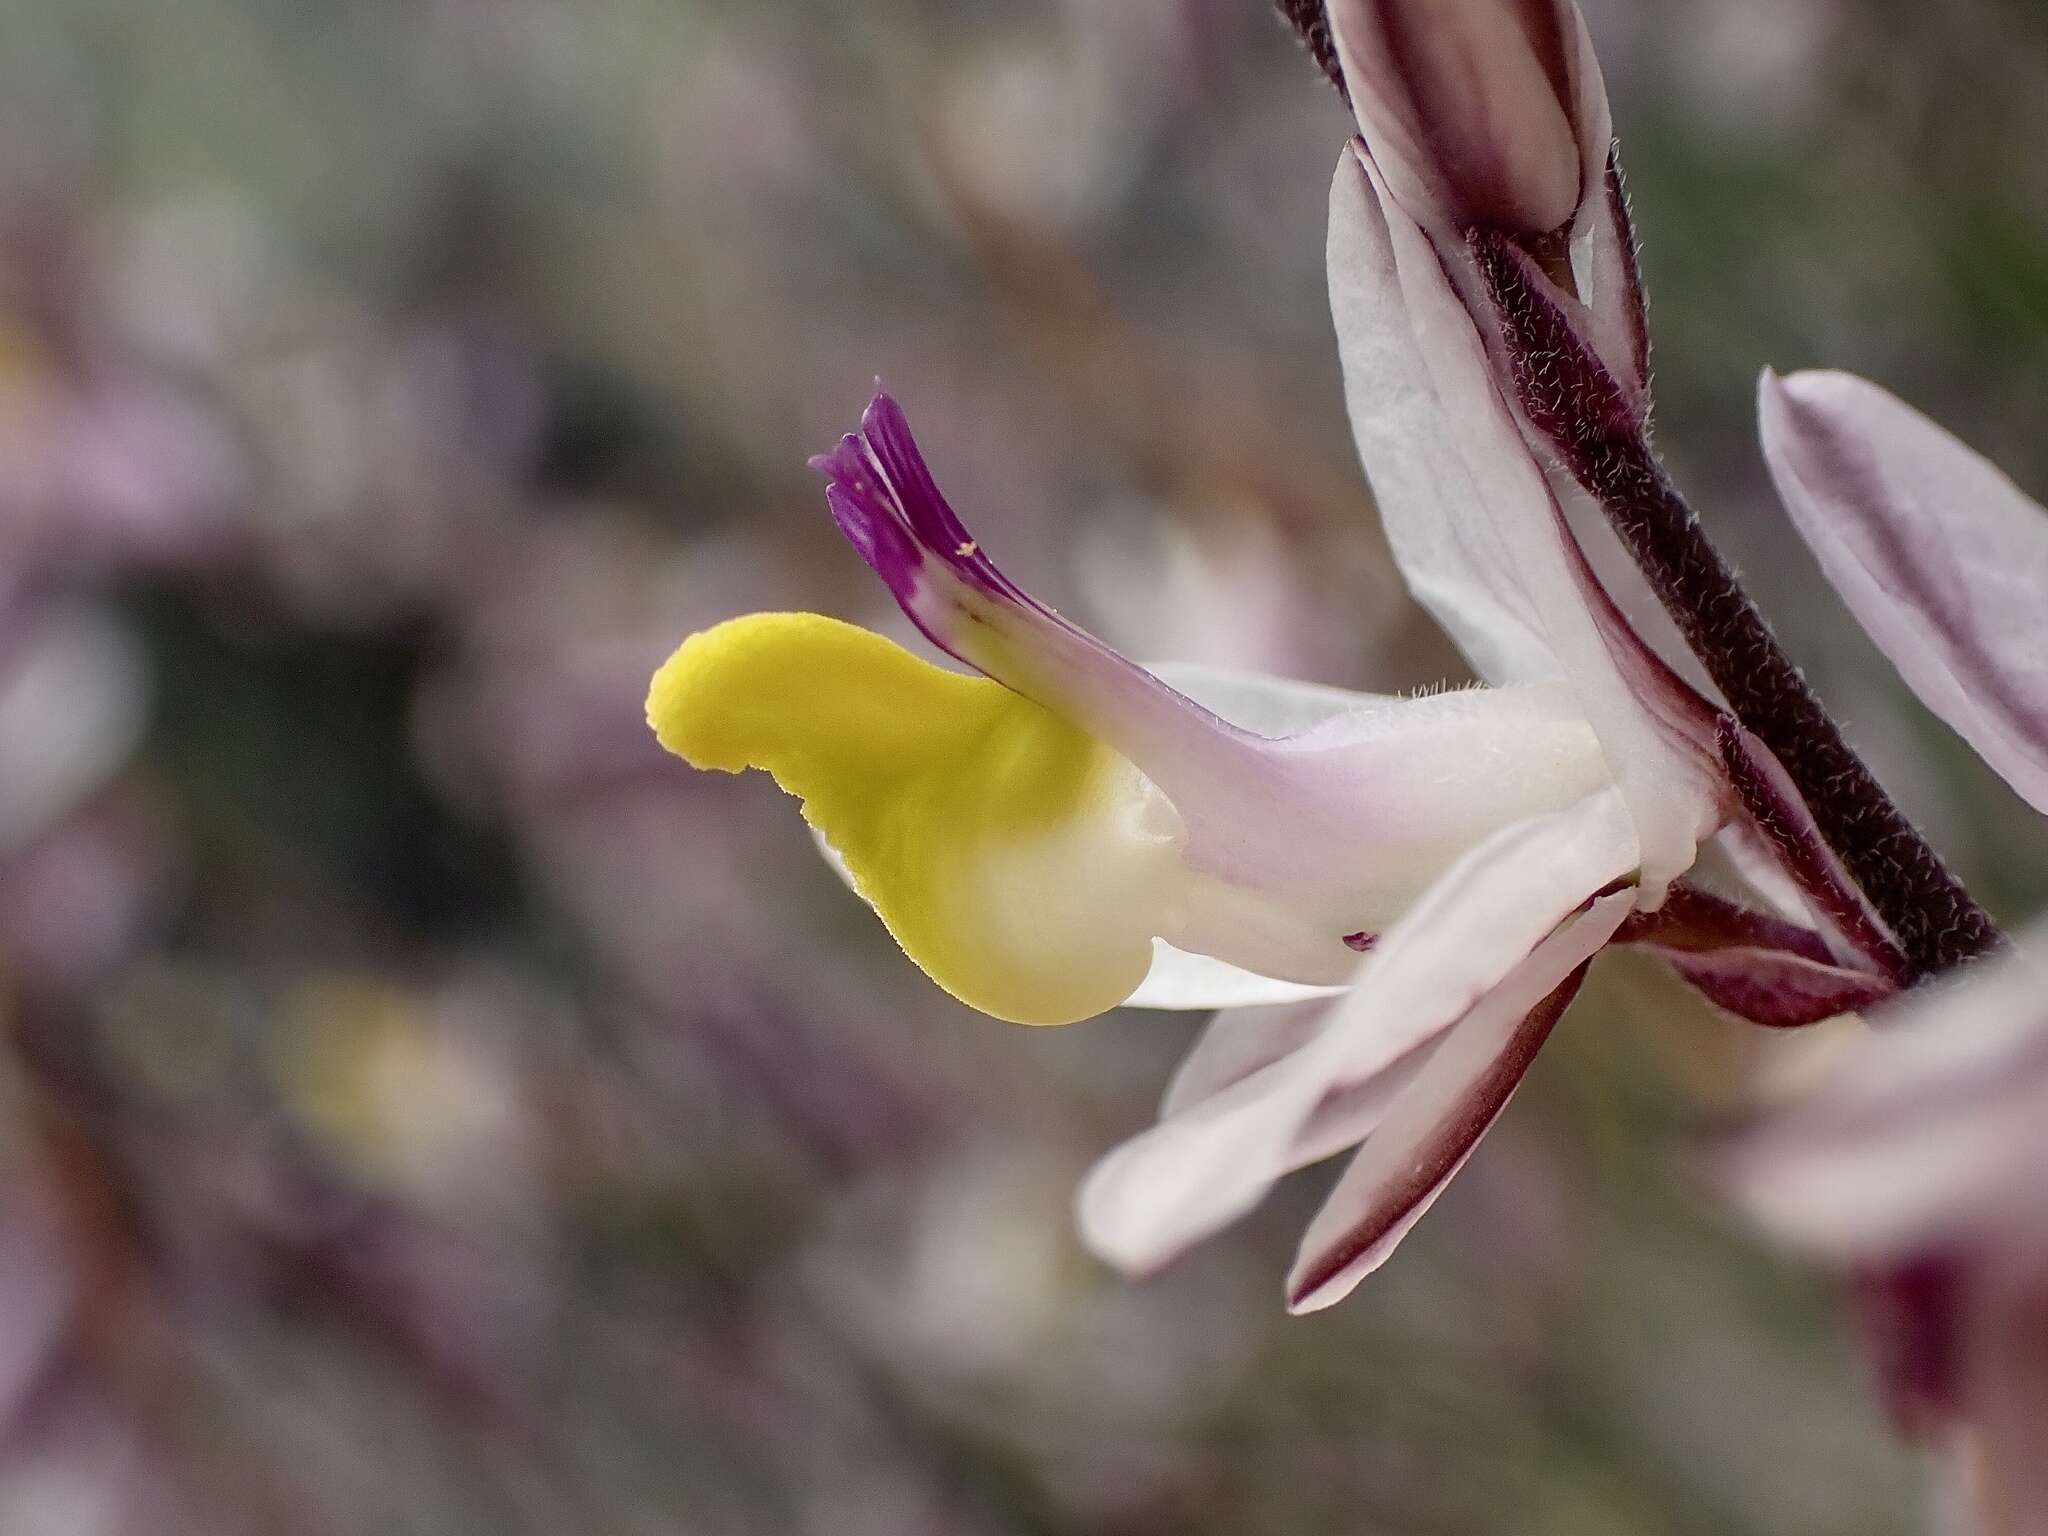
xmin=1468 ymin=229 xmax=2000 ymax=980
xmin=1573 ymin=434 xmax=1995 ymax=978
xmin=1279 ymin=4 xmax=1997 ymax=978
xmin=1272 ymin=0 xmax=1347 ymax=98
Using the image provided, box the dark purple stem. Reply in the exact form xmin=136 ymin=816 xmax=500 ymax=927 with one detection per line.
xmin=1273 ymin=0 xmax=1348 ymax=100
xmin=1471 ymin=233 xmax=1999 ymax=981
xmin=1274 ymin=4 xmax=1995 ymax=979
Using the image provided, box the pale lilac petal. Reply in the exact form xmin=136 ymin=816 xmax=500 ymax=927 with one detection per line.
xmin=1327 ymin=145 xmax=1721 ymax=895
xmin=1760 ymin=370 xmax=2048 ymax=816
xmin=1726 ymin=921 xmax=2048 ymax=1261
xmin=1285 ymin=891 xmax=1630 ymax=1313
xmin=1326 ymin=148 xmax=1546 ymax=686
xmin=1075 ymin=786 xmax=1639 ymax=1278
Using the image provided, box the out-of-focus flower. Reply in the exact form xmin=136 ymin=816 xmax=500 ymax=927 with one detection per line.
xmin=1727 ymin=922 xmax=2048 ymax=1536
xmin=645 ymin=384 xmax=1874 ymax=1308
xmin=1726 ymin=369 xmax=2048 ymax=1532
xmin=275 ymin=971 xmax=536 ymax=1219
xmin=0 ymin=316 xmax=243 ymax=581
xmin=0 ymin=601 xmax=147 ymax=859
xmin=1759 ymin=370 xmax=2048 ymax=819
xmin=0 ymin=597 xmax=165 ymax=995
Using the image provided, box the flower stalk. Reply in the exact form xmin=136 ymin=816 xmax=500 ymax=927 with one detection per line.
xmin=1278 ymin=0 xmax=2000 ymax=983
xmin=1469 ymin=231 xmax=2000 ymax=981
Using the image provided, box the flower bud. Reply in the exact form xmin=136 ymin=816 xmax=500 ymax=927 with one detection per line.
xmin=1326 ymin=0 xmax=1597 ymax=236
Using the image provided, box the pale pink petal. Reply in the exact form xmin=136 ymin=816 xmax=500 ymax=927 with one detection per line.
xmin=1285 ymin=890 xmax=1630 ymax=1312
xmin=1159 ymin=1003 xmax=1451 ymax=1183
xmin=1075 ymin=786 xmax=1639 ymax=1277
xmin=1327 ymin=145 xmax=1721 ymax=895
xmin=1760 ymin=370 xmax=2048 ymax=817
xmin=1158 ymin=1001 xmax=1339 ymax=1118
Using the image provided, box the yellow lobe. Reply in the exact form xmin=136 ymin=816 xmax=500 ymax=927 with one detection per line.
xmin=646 ymin=613 xmax=1166 ymax=1025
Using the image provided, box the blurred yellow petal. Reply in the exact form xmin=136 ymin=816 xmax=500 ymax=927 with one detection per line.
xmin=647 ymin=613 xmax=1181 ymax=1024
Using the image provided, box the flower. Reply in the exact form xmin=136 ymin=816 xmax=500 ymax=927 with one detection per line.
xmin=1728 ymin=372 xmax=2048 ymax=1531
xmin=1726 ymin=923 xmax=2048 ymax=1536
xmin=650 ymin=389 xmax=1629 ymax=1032
xmin=645 ymin=362 xmax=1872 ymax=1308
xmin=649 ymin=383 xmax=1656 ymax=1310
xmin=645 ymin=12 xmax=1910 ymax=1312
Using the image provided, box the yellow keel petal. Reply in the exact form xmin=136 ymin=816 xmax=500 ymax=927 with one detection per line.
xmin=647 ymin=613 xmax=1176 ymax=1024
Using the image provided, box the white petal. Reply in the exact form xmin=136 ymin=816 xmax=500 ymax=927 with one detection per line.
xmin=1327 ymin=145 xmax=1549 ymax=688
xmin=1286 ymin=888 xmax=1631 ymax=1311
xmin=1124 ymin=945 xmax=1350 ymax=1012
xmin=1760 ymin=370 xmax=2048 ymax=816
xmin=1328 ymin=145 xmax=1720 ymax=897
xmin=1075 ymin=786 xmax=1639 ymax=1277
xmin=1158 ymin=1000 xmax=1439 ymax=1174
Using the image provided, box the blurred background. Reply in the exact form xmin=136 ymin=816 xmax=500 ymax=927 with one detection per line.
xmin=0 ymin=0 xmax=2045 ymax=1530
